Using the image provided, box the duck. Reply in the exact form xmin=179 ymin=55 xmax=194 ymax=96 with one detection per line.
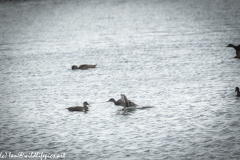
xmin=107 ymin=94 xmax=137 ymax=108
xmin=107 ymin=98 xmax=126 ymax=107
xmin=235 ymin=87 xmax=240 ymax=97
xmin=67 ymin=102 xmax=90 ymax=112
xmin=72 ymin=65 xmax=79 ymax=70
xmin=79 ymin=64 xmax=97 ymax=70
xmin=226 ymin=44 xmax=240 ymax=58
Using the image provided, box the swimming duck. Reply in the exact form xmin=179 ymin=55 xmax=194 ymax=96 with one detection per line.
xmin=72 ymin=65 xmax=79 ymax=70
xmin=79 ymin=64 xmax=97 ymax=70
xmin=235 ymin=87 xmax=240 ymax=97
xmin=226 ymin=44 xmax=240 ymax=58
xmin=107 ymin=98 xmax=126 ymax=107
xmin=107 ymin=94 xmax=137 ymax=108
xmin=67 ymin=102 xmax=89 ymax=112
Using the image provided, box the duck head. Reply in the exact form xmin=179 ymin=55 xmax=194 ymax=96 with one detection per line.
xmin=83 ymin=101 xmax=89 ymax=106
xmin=226 ymin=44 xmax=235 ymax=48
xmin=107 ymin=98 xmax=116 ymax=103
xmin=72 ymin=65 xmax=79 ymax=70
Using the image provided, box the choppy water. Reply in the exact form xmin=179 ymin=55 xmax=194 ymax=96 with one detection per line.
xmin=0 ymin=0 xmax=240 ymax=159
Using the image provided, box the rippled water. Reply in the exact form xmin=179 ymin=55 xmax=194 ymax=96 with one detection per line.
xmin=0 ymin=0 xmax=240 ymax=159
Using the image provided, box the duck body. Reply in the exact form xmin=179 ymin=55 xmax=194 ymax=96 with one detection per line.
xmin=107 ymin=94 xmax=137 ymax=108
xmin=67 ymin=102 xmax=89 ymax=112
xmin=71 ymin=64 xmax=97 ymax=70
xmin=120 ymin=94 xmax=137 ymax=107
xmin=234 ymin=54 xmax=240 ymax=59
xmin=79 ymin=64 xmax=97 ymax=70
xmin=235 ymin=87 xmax=240 ymax=97
xmin=226 ymin=44 xmax=240 ymax=58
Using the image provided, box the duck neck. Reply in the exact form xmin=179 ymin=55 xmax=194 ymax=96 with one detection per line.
xmin=236 ymin=88 xmax=240 ymax=93
xmin=83 ymin=105 xmax=88 ymax=111
xmin=113 ymin=100 xmax=118 ymax=105
xmin=232 ymin=45 xmax=238 ymax=50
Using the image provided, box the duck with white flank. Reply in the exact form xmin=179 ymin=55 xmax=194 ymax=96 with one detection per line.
xmin=107 ymin=94 xmax=137 ymax=109
xmin=226 ymin=44 xmax=240 ymax=58
xmin=67 ymin=102 xmax=90 ymax=112
xmin=235 ymin=87 xmax=240 ymax=97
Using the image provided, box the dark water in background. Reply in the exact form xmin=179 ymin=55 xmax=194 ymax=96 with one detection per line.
xmin=0 ymin=0 xmax=240 ymax=159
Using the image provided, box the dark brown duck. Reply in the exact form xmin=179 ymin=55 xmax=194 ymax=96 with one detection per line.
xmin=71 ymin=64 xmax=97 ymax=70
xmin=67 ymin=102 xmax=89 ymax=112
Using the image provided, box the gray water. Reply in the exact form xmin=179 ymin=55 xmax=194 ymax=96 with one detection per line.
xmin=0 ymin=0 xmax=240 ymax=159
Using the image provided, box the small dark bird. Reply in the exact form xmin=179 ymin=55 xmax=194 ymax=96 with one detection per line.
xmin=67 ymin=102 xmax=90 ymax=112
xmin=226 ymin=44 xmax=240 ymax=58
xmin=235 ymin=87 xmax=240 ymax=97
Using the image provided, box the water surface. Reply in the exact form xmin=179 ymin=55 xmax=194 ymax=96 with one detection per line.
xmin=0 ymin=0 xmax=240 ymax=159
